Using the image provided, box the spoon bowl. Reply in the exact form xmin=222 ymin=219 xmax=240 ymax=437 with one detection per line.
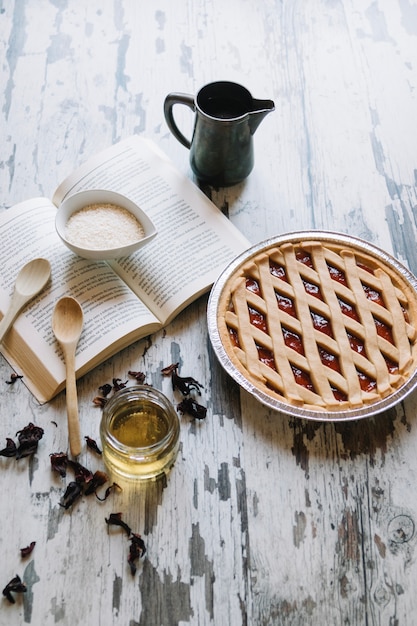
xmin=52 ymin=296 xmax=84 ymax=457
xmin=0 ymin=258 xmax=51 ymax=343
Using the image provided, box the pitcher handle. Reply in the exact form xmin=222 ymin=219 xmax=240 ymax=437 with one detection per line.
xmin=163 ymin=93 xmax=195 ymax=149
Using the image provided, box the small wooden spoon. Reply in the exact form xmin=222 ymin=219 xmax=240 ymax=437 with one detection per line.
xmin=0 ymin=258 xmax=51 ymax=343
xmin=52 ymin=296 xmax=84 ymax=457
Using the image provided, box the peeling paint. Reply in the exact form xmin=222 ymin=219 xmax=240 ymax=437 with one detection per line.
xmin=46 ymin=490 xmax=65 ymax=540
xmin=112 ymin=574 xmax=123 ymax=613
xmin=4 ymin=1 xmax=27 ymax=119
xmin=179 ymin=41 xmax=193 ymax=77
xmin=289 ymin=420 xmax=321 ymax=477
xmin=386 ymin=204 xmax=417 ymax=276
xmin=374 ymin=533 xmax=386 ymax=558
xmin=337 ymin=508 xmax=360 ymax=563
xmin=142 ymin=476 xmax=167 ymax=535
xmin=46 ymin=33 xmax=72 ymax=63
xmin=293 ymin=510 xmax=307 ymax=548
xmin=334 ymin=409 xmax=397 ymax=464
xmin=204 ymin=464 xmax=216 ymax=494
xmin=208 ymin=342 xmax=242 ymax=428
xmin=5 ymin=143 xmax=16 ymax=193
xmin=217 ymin=462 xmax=231 ymax=501
xmin=236 ymin=469 xmax=248 ymax=534
xmin=155 ymin=9 xmax=166 ymax=30
xmin=23 ymin=559 xmax=40 ymax=623
xmin=189 ymin=523 xmax=215 ymax=618
xmin=138 ymin=557 xmax=192 ymax=625
xmin=115 ymin=33 xmax=130 ymax=92
xmin=50 ymin=595 xmax=65 ymax=622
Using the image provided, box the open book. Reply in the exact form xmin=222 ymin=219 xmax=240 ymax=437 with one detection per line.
xmin=0 ymin=136 xmax=250 ymax=403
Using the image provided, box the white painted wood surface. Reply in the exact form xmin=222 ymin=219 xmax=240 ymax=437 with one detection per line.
xmin=1 ymin=1 xmax=417 ymax=624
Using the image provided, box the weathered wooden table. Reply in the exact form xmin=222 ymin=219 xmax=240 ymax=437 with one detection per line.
xmin=1 ymin=1 xmax=417 ymax=624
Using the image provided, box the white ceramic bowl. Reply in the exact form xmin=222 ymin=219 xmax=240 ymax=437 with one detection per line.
xmin=55 ymin=189 xmax=157 ymax=260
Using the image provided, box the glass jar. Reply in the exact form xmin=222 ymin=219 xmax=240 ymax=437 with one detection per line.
xmin=100 ymin=385 xmax=180 ymax=481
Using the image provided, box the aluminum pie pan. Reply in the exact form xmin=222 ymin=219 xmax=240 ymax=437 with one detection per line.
xmin=207 ymin=230 xmax=417 ymax=421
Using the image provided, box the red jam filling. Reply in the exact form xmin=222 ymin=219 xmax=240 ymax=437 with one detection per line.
xmin=228 ymin=248 xmax=404 ymax=402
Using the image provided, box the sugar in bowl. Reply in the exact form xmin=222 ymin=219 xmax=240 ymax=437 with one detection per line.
xmin=100 ymin=385 xmax=180 ymax=481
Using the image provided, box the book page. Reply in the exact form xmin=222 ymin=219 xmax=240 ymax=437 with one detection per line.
xmin=53 ymin=136 xmax=250 ymax=324
xmin=0 ymin=198 xmax=161 ymax=401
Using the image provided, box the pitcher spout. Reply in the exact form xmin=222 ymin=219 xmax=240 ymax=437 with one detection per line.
xmin=248 ymin=99 xmax=275 ymax=133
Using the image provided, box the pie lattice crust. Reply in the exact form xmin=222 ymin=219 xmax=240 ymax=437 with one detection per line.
xmin=217 ymin=238 xmax=417 ymax=412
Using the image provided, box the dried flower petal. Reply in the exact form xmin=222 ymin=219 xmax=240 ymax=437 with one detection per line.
xmin=84 ymin=470 xmax=108 ymax=496
xmin=93 ymin=396 xmax=107 ymax=408
xmin=128 ymin=370 xmax=146 ymax=384
xmin=128 ymin=533 xmax=146 ymax=575
xmin=2 ymin=574 xmax=26 ymax=603
xmin=15 ymin=423 xmax=44 ymax=459
xmin=96 ymin=482 xmax=121 ymax=502
xmin=16 ymin=423 xmax=44 ymax=444
xmin=98 ymin=383 xmax=112 ymax=397
xmin=50 ymin=452 xmax=68 ymax=477
xmin=85 ymin=436 xmax=102 ymax=455
xmin=105 ymin=512 xmax=131 ymax=536
xmin=20 ymin=542 xmax=36 ymax=558
xmin=177 ymin=397 xmax=207 ymax=420
xmin=59 ymin=481 xmax=83 ymax=509
xmin=0 ymin=438 xmax=17 ymax=458
xmin=170 ymin=365 xmax=203 ymax=395
xmin=67 ymin=460 xmax=93 ymax=486
xmin=5 ymin=373 xmax=23 ymax=385
xmin=15 ymin=442 xmax=38 ymax=459
xmin=112 ymin=378 xmax=127 ymax=392
xmin=161 ymin=362 xmax=179 ymax=377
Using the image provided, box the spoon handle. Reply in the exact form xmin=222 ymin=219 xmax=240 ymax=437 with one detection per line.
xmin=64 ymin=348 xmax=82 ymax=457
xmin=0 ymin=292 xmax=30 ymax=343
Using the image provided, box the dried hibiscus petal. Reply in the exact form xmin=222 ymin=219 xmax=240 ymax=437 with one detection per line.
xmin=128 ymin=370 xmax=146 ymax=384
xmin=20 ymin=542 xmax=36 ymax=558
xmin=128 ymin=533 xmax=146 ymax=575
xmin=98 ymin=383 xmax=112 ymax=397
xmin=5 ymin=373 xmax=23 ymax=385
xmin=50 ymin=452 xmax=68 ymax=477
xmin=161 ymin=362 xmax=179 ymax=377
xmin=93 ymin=396 xmax=107 ymax=408
xmin=112 ymin=378 xmax=127 ymax=392
xmin=16 ymin=423 xmax=44 ymax=444
xmin=96 ymin=482 xmax=121 ymax=502
xmin=105 ymin=514 xmax=146 ymax=576
xmin=15 ymin=423 xmax=44 ymax=459
xmin=15 ymin=442 xmax=38 ymax=459
xmin=171 ymin=365 xmax=203 ymax=395
xmin=59 ymin=481 xmax=83 ymax=509
xmin=105 ymin=512 xmax=132 ymax=536
xmin=85 ymin=436 xmax=102 ymax=455
xmin=2 ymin=574 xmax=26 ymax=603
xmin=67 ymin=460 xmax=93 ymax=486
xmin=177 ymin=397 xmax=207 ymax=420
xmin=84 ymin=470 xmax=108 ymax=496
xmin=0 ymin=438 xmax=17 ymax=457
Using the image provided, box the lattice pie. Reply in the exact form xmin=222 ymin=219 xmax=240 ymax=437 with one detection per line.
xmin=217 ymin=238 xmax=417 ymax=411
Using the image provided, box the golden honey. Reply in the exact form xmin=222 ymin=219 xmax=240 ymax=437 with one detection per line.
xmin=100 ymin=385 xmax=180 ymax=481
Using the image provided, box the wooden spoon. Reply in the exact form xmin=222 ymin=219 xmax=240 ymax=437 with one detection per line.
xmin=52 ymin=296 xmax=84 ymax=457
xmin=0 ymin=258 xmax=51 ymax=343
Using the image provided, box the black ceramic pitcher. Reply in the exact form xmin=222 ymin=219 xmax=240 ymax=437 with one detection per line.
xmin=164 ymin=81 xmax=275 ymax=186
